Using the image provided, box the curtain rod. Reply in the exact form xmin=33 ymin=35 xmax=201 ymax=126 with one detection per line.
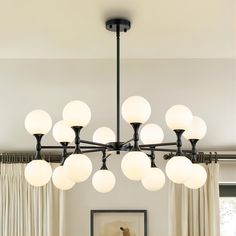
xmin=163 ymin=152 xmax=236 ymax=163
xmin=216 ymin=154 xmax=236 ymax=161
xmin=0 ymin=152 xmax=236 ymax=164
xmin=0 ymin=152 xmax=62 ymax=163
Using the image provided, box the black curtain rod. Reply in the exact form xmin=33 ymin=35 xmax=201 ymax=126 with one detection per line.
xmin=0 ymin=152 xmax=236 ymax=164
xmin=215 ymin=154 xmax=236 ymax=160
xmin=0 ymin=152 xmax=62 ymax=164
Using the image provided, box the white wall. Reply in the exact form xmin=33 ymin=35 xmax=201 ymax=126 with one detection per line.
xmin=64 ymin=153 xmax=169 ymax=236
xmin=219 ymin=162 xmax=236 ymax=184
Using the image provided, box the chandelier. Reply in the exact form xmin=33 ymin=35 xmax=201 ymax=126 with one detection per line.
xmin=24 ymin=18 xmax=207 ymax=192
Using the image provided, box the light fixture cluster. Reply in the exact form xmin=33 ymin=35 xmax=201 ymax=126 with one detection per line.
xmin=24 ymin=18 xmax=207 ymax=193
xmin=24 ymin=101 xmax=207 ymax=192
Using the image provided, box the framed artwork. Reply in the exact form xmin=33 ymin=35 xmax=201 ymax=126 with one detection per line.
xmin=90 ymin=210 xmax=147 ymax=236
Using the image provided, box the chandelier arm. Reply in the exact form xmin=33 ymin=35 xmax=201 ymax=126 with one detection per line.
xmin=81 ymin=145 xmax=105 ymax=149
xmin=81 ymin=148 xmax=106 ymax=154
xmin=141 ymin=147 xmax=192 ymax=153
xmin=141 ymin=147 xmax=178 ymax=152
xmin=104 ymin=154 xmax=112 ymax=160
xmin=41 ymin=145 xmax=67 ymax=149
xmin=64 ymin=148 xmax=106 ymax=155
xmin=120 ymin=138 xmax=134 ymax=147
xmin=41 ymin=145 xmax=104 ymax=150
xmin=80 ymin=139 xmax=111 ymax=148
xmin=139 ymin=142 xmax=177 ymax=148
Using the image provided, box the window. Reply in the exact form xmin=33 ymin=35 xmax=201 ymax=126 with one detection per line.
xmin=220 ymin=185 xmax=236 ymax=236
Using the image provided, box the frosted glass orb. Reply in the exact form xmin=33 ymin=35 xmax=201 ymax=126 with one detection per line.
xmin=53 ymin=120 xmax=75 ymax=143
xmin=122 ymin=96 xmax=151 ymax=124
xmin=52 ymin=166 xmax=75 ymax=190
xmin=142 ymin=167 xmax=166 ymax=191
xmin=25 ymin=160 xmax=52 ymax=187
xmin=121 ymin=151 xmax=150 ymax=181
xmin=165 ymin=105 xmax=193 ymax=130
xmin=63 ymin=100 xmax=91 ymax=127
xmin=25 ymin=110 xmax=52 ymax=135
xmin=93 ymin=127 xmax=116 ymax=144
xmin=165 ymin=156 xmax=193 ymax=184
xmin=140 ymin=123 xmax=164 ymax=144
xmin=183 ymin=116 xmax=207 ymax=140
xmin=64 ymin=154 xmax=92 ymax=183
xmin=92 ymin=169 xmax=116 ymax=193
xmin=184 ymin=164 xmax=207 ymax=189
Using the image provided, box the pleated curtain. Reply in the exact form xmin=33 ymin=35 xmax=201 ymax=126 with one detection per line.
xmin=0 ymin=163 xmax=64 ymax=236
xmin=169 ymin=163 xmax=220 ymax=236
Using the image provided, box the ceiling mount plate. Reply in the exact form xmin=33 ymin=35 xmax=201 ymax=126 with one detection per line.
xmin=105 ymin=18 xmax=131 ymax=33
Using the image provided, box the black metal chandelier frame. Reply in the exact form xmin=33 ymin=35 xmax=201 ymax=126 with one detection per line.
xmin=32 ymin=18 xmax=203 ymax=168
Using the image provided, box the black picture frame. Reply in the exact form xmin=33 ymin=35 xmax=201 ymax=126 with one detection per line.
xmin=90 ymin=210 xmax=147 ymax=236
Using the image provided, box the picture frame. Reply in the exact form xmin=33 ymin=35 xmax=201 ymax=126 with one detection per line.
xmin=90 ymin=210 xmax=147 ymax=236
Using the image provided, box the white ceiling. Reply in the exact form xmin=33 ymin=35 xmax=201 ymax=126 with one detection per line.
xmin=0 ymin=59 xmax=235 ymax=151
xmin=0 ymin=0 xmax=235 ymax=58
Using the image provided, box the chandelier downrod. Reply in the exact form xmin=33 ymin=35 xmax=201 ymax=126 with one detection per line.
xmin=105 ymin=18 xmax=131 ymax=151
xmin=116 ymin=23 xmax=120 ymax=145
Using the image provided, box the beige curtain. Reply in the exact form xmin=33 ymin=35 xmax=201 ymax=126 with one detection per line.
xmin=169 ymin=163 xmax=220 ymax=236
xmin=0 ymin=163 xmax=64 ymax=236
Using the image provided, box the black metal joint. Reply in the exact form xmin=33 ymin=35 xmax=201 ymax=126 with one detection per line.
xmin=189 ymin=139 xmax=199 ymax=162
xmin=100 ymin=151 xmax=108 ymax=170
xmin=174 ymin=129 xmax=185 ymax=156
xmin=33 ymin=134 xmax=43 ymax=160
xmin=60 ymin=142 xmax=69 ymax=165
xmin=130 ymin=123 xmax=141 ymax=151
xmin=149 ymin=149 xmax=156 ymax=168
xmin=100 ymin=160 xmax=108 ymax=170
xmin=72 ymin=126 xmax=83 ymax=154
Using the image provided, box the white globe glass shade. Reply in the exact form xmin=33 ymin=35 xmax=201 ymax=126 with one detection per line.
xmin=93 ymin=127 xmax=116 ymax=144
xmin=165 ymin=156 xmax=193 ymax=184
xmin=183 ymin=116 xmax=207 ymax=140
xmin=121 ymin=151 xmax=150 ymax=181
xmin=25 ymin=110 xmax=52 ymax=135
xmin=142 ymin=167 xmax=166 ymax=191
xmin=184 ymin=164 xmax=207 ymax=189
xmin=92 ymin=169 xmax=116 ymax=193
xmin=121 ymin=96 xmax=151 ymax=124
xmin=64 ymin=154 xmax=92 ymax=183
xmin=52 ymin=120 xmax=75 ymax=143
xmin=140 ymin=123 xmax=164 ymax=144
xmin=165 ymin=105 xmax=193 ymax=130
xmin=25 ymin=160 xmax=52 ymax=187
xmin=52 ymin=166 xmax=75 ymax=190
xmin=63 ymin=100 xmax=91 ymax=127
